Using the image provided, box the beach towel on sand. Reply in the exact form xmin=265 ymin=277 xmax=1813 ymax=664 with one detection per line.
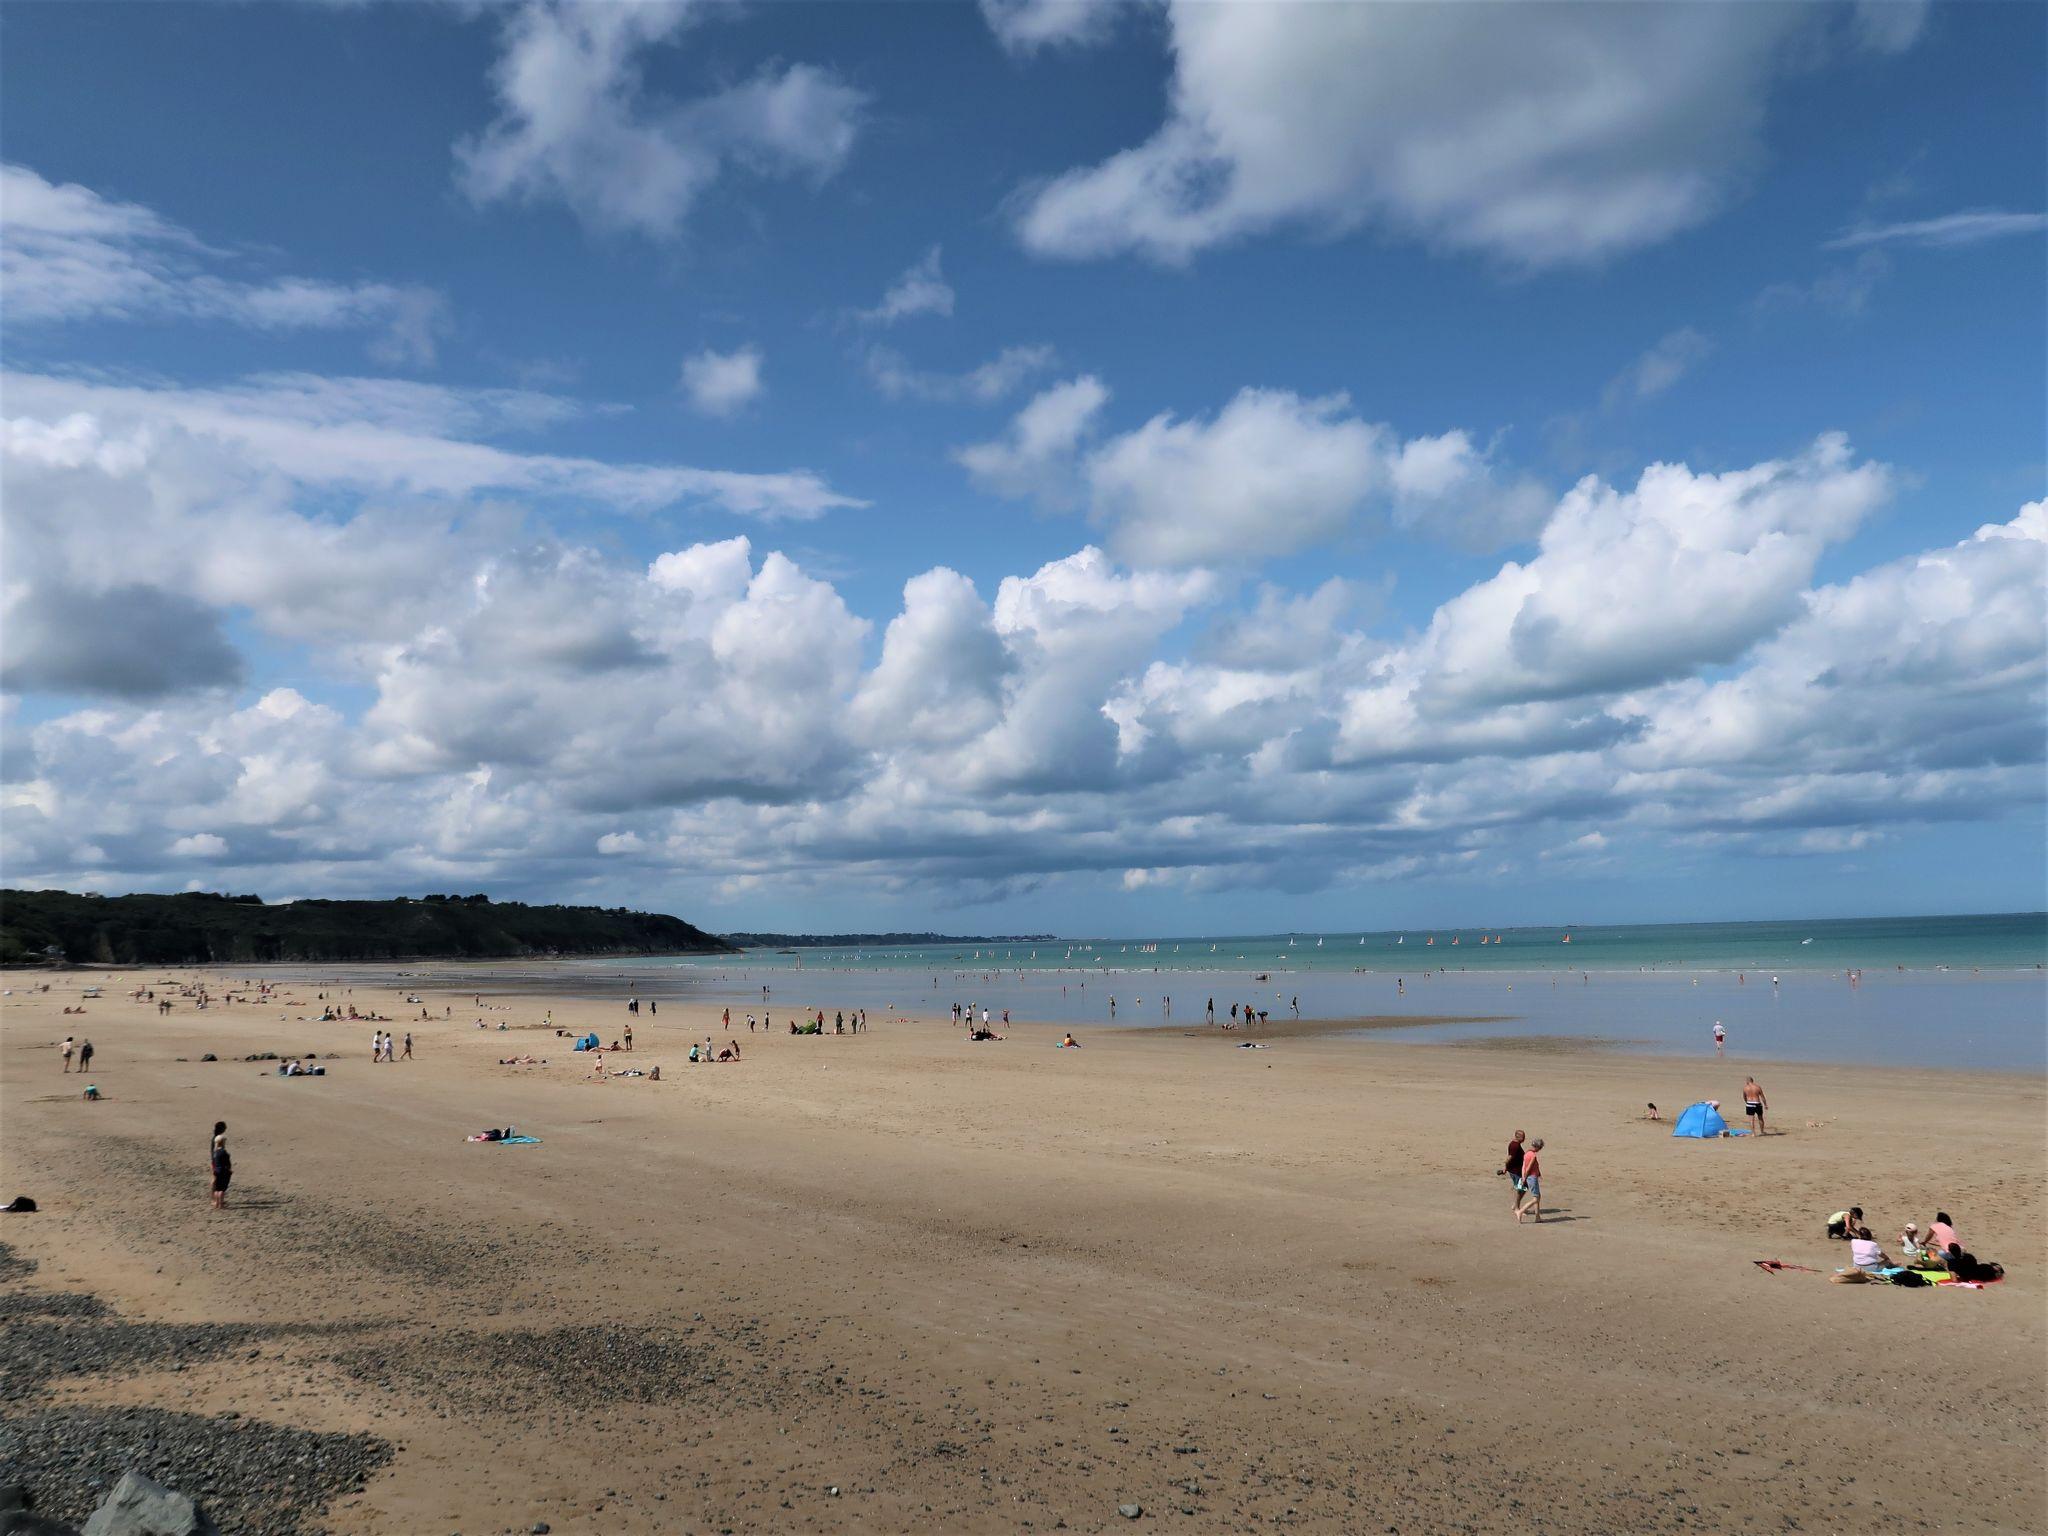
xmin=465 ymin=1134 xmax=543 ymax=1146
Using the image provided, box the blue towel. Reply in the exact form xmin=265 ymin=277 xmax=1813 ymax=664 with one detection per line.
xmin=497 ymin=1134 xmax=542 ymax=1146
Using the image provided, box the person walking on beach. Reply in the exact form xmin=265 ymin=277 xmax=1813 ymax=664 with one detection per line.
xmin=371 ymin=1030 xmax=382 ymax=1063
xmin=1504 ymin=1130 xmax=1526 ymax=1205
xmin=209 ymin=1121 xmax=232 ymax=1210
xmin=61 ymin=1035 xmax=75 ymax=1073
xmin=1742 ymin=1076 xmax=1767 ymax=1136
xmin=402 ymin=1032 xmax=413 ymax=1061
xmin=1713 ymin=1020 xmax=1726 ymax=1052
xmin=1513 ymin=1139 xmax=1545 ymax=1223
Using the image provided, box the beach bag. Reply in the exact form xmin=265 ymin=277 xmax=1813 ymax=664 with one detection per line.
xmin=1890 ymin=1269 xmax=1928 ymax=1287
xmin=4 ymin=1195 xmax=37 ymax=1213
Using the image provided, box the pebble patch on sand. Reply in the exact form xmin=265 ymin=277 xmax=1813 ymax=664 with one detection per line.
xmin=0 ymin=1255 xmax=391 ymax=1535
xmin=335 ymin=1319 xmax=844 ymax=1417
xmin=0 ymin=1405 xmax=393 ymax=1535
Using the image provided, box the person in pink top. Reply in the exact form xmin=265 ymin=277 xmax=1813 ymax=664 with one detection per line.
xmin=1928 ymin=1212 xmax=1959 ymax=1254
xmin=1513 ymin=1138 xmax=1545 ymax=1223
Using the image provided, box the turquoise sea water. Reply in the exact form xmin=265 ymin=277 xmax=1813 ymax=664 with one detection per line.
xmin=687 ymin=912 xmax=2048 ymax=978
xmin=623 ymin=912 xmax=2047 ymax=1072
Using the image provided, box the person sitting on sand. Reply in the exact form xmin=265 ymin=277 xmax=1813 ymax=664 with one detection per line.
xmin=1059 ymin=1032 xmax=1080 ymax=1048
xmin=1848 ymin=1228 xmax=1893 ymax=1273
xmin=1898 ymin=1222 xmax=1927 ymax=1261
xmin=1645 ymin=1103 xmax=1659 ymax=1121
xmin=1826 ymin=1206 xmax=1863 ymax=1240
xmin=1928 ymin=1212 xmax=1960 ymax=1255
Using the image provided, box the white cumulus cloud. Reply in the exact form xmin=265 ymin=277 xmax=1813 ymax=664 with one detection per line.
xmin=1013 ymin=4 xmax=1915 ymax=269
xmin=679 ymin=345 xmax=766 ymax=417
xmin=456 ymin=1 xmax=866 ymax=241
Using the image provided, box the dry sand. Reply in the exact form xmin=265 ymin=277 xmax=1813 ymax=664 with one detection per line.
xmin=2 ymin=966 xmax=2043 ymax=1535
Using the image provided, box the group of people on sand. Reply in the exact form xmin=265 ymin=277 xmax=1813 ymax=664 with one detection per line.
xmin=274 ymin=1058 xmax=325 ymax=1076
xmin=58 ymin=1035 xmax=96 ymax=1073
xmin=368 ymin=1030 xmax=411 ymax=1062
xmin=1827 ymin=1206 xmax=2004 ymax=1283
xmin=1503 ymin=1130 xmax=1548 ymax=1223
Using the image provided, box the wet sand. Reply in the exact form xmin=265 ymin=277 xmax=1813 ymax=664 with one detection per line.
xmin=2 ymin=966 xmax=2043 ymax=1534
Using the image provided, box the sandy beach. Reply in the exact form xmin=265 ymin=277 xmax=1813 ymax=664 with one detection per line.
xmin=2 ymin=966 xmax=2042 ymax=1535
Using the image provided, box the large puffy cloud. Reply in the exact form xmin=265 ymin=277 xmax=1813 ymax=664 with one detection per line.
xmin=1014 ymin=4 xmax=1908 ymax=268
xmin=3 ymin=375 xmax=2039 ymax=909
xmin=1 ymin=164 xmax=447 ymax=365
xmin=456 ymin=1 xmax=865 ymax=241
xmin=961 ymin=381 xmax=1547 ymax=559
xmin=1341 ymin=434 xmax=1892 ymax=738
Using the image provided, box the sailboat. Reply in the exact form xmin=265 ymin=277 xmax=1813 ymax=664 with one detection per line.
xmin=1316 ymin=937 xmax=1324 ymax=948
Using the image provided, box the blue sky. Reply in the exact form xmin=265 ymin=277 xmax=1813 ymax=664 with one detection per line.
xmin=2 ymin=0 xmax=2043 ymax=934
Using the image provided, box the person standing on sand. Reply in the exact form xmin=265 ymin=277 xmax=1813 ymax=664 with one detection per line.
xmin=1713 ymin=1021 xmax=1726 ymax=1051
xmin=624 ymin=1022 xmax=633 ymax=1052
xmin=61 ymin=1036 xmax=75 ymax=1072
xmin=210 ymin=1122 xmax=232 ymax=1210
xmin=78 ymin=1039 xmax=95 ymax=1074
xmin=1513 ymin=1139 xmax=1544 ymax=1223
xmin=402 ymin=1032 xmax=413 ymax=1061
xmin=1742 ymin=1076 xmax=1767 ymax=1136
xmin=1505 ymin=1130 xmax=1526 ymax=1204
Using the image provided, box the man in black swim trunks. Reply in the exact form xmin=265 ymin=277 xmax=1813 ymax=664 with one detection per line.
xmin=1742 ymin=1076 xmax=1767 ymax=1136
xmin=210 ymin=1121 xmax=232 ymax=1210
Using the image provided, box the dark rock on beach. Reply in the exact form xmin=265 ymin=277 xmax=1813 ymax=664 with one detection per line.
xmin=78 ymin=1470 xmax=217 ymax=1536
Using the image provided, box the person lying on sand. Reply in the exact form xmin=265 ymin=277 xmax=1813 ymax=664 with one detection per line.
xmin=1940 ymin=1243 xmax=2003 ymax=1283
xmin=1059 ymin=1032 xmax=1080 ymax=1048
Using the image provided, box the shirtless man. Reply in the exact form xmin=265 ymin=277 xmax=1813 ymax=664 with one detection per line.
xmin=1741 ymin=1076 xmax=1767 ymax=1136
xmin=1513 ymin=1138 xmax=1545 ymax=1223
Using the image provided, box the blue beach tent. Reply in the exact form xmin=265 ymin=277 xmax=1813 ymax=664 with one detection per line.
xmin=1672 ymin=1101 xmax=1741 ymax=1138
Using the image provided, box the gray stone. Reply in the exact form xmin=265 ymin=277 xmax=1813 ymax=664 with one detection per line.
xmin=80 ymin=1472 xmax=217 ymax=1536
xmin=1118 ymin=1504 xmax=1142 ymax=1520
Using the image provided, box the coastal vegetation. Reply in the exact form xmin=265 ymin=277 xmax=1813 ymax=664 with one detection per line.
xmin=0 ymin=889 xmax=735 ymax=966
